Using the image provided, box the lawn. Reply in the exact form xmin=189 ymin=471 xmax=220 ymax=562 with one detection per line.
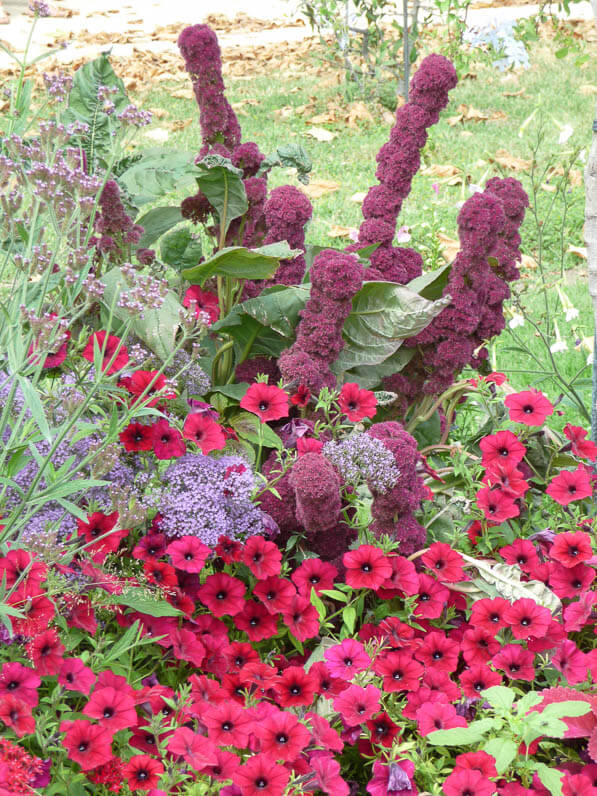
xmin=133 ymin=16 xmax=595 ymax=425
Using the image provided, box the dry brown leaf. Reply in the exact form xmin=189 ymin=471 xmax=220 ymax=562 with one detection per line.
xmin=308 ymin=110 xmax=338 ymax=125
xmin=438 ymin=233 xmax=460 ymax=263
xmin=167 ymin=119 xmax=192 ymax=131
xmin=546 ymin=166 xmax=583 ymax=188
xmin=306 ymin=127 xmax=337 ymax=142
xmin=519 ymin=254 xmax=538 ymax=270
xmin=541 ymin=183 xmax=557 ymax=193
xmin=171 ymin=88 xmax=194 ymax=100
xmin=580 ymin=84 xmax=597 ymax=95
xmin=274 ymin=106 xmax=295 ymax=119
xmin=351 ymin=191 xmax=367 ymax=203
xmin=347 ymin=101 xmax=374 ymax=128
xmin=503 ymin=89 xmax=526 ymax=97
xmin=300 ymin=179 xmax=341 ymax=200
xmin=149 ymin=108 xmax=169 ymax=119
xmin=382 ymin=111 xmax=395 ymax=125
xmin=144 ymin=128 xmax=170 ymax=143
xmin=491 ymin=149 xmax=532 ymax=171
xmin=328 ymin=225 xmax=354 ymax=238
xmin=421 ymin=164 xmax=461 ymax=178
xmin=447 ymin=104 xmax=508 ymax=126
xmin=567 ymin=245 xmax=588 ymax=259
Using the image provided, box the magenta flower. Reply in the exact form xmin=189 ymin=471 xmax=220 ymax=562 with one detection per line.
xmin=324 ymin=639 xmax=371 ymax=680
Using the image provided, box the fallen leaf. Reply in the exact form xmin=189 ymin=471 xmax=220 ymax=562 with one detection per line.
xmin=491 ymin=149 xmax=532 ymax=172
xmin=167 ymin=119 xmax=192 ymax=131
xmin=144 ymin=128 xmax=170 ymax=143
xmin=567 ymin=245 xmax=587 ymax=259
xmin=306 ymin=127 xmax=337 ymax=142
xmin=171 ymin=88 xmax=194 ymax=100
xmin=149 ymin=108 xmax=169 ymax=119
xmin=300 ymin=179 xmax=340 ymax=199
xmin=421 ymin=164 xmax=461 ymax=178
xmin=382 ymin=111 xmax=395 ymax=125
xmin=580 ymin=84 xmax=597 ymax=95
xmin=328 ymin=225 xmax=354 ymax=238
xmin=503 ymin=88 xmax=526 ymax=97
xmin=520 ymin=254 xmax=538 ymax=270
xmin=308 ymin=111 xmax=338 ymax=125
xmin=347 ymin=101 xmax=374 ymax=128
xmin=447 ymin=104 xmax=508 ymax=126
xmin=274 ymin=106 xmax=295 ymax=119
xmin=541 ymin=183 xmax=557 ymax=193
xmin=351 ymin=191 xmax=367 ymax=203
xmin=438 ymin=233 xmax=460 ymax=262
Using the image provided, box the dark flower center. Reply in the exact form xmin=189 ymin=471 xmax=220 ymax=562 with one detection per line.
xmin=9 ymin=709 xmax=18 ymax=721
xmin=573 ymin=580 xmax=582 ymax=589
xmin=185 ymin=553 xmax=193 ymax=560
xmin=310 ymin=575 xmax=320 ymax=584
xmin=137 ymin=771 xmax=148 ymax=781
xmin=290 ymin=685 xmax=301 ymax=695
xmin=420 ymin=593 xmax=430 ymax=602
xmin=258 ymin=402 xmax=269 ymax=412
xmin=434 ymin=719 xmax=442 ymax=729
xmin=517 ymin=556 xmax=526 ymax=565
xmin=523 ymin=405 xmax=534 ymax=414
xmin=393 ymin=671 xmax=403 ymax=680
xmin=361 ymin=563 xmax=372 ymax=573
xmin=474 ymin=682 xmax=484 ymax=691
xmin=66 ymin=673 xmax=74 ymax=683
xmin=490 ymin=613 xmax=500 ymax=623
xmin=256 ymin=778 xmax=268 ymax=789
xmin=266 ymin=591 xmax=276 ymax=600
xmin=6 ymin=681 xmax=18 ymax=690
xmin=569 ymin=546 xmax=579 ymax=556
xmin=222 ymin=721 xmax=233 ymax=731
xmin=41 ymin=645 xmax=51 ymax=657
xmin=133 ymin=431 xmax=144 ymax=442
xmin=348 ymin=401 xmax=357 ymax=410
xmin=103 ymin=707 xmax=114 ymax=719
xmin=216 ymin=591 xmax=226 ymax=600
xmin=569 ymin=485 xmax=577 ymax=494
xmin=432 ymin=651 xmax=442 ymax=660
xmin=249 ymin=617 xmax=259 ymax=626
xmin=276 ymin=733 xmax=288 ymax=744
xmin=520 ymin=617 xmax=531 ymax=627
xmin=78 ymin=742 xmax=88 ymax=752
xmin=509 ymin=664 xmax=520 ymax=673
xmin=160 ymin=434 xmax=170 ymax=443
xmin=499 ymin=448 xmax=509 ymax=456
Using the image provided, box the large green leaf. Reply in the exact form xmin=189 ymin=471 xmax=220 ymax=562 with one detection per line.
xmin=118 ymin=149 xmax=197 ymax=205
xmin=344 ymin=348 xmax=415 ymax=390
xmin=196 ymin=155 xmax=248 ymax=235
xmin=333 ymin=281 xmax=450 ymax=373
xmin=161 ymin=227 xmax=202 ymax=269
xmin=407 ymin=261 xmax=452 ymax=300
xmin=482 ymin=738 xmax=517 ymax=775
xmin=182 ymin=242 xmax=300 ymax=286
xmin=136 ymin=206 xmax=183 ymax=248
xmin=230 ymin=411 xmax=283 ymax=450
xmin=62 ymin=54 xmax=129 ymax=165
xmin=111 ymin=591 xmax=183 ymax=617
xmin=211 ymin=285 xmax=309 ymax=359
xmin=101 ymin=267 xmax=183 ymax=360
xmin=426 ymin=719 xmax=496 ymax=746
xmin=258 ymin=143 xmax=312 ymax=184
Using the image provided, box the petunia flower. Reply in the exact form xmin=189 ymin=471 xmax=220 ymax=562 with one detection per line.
xmin=240 ymin=383 xmax=289 ymax=422
xmin=274 ymin=666 xmax=317 ymax=708
xmin=183 ymin=285 xmax=220 ymax=325
xmin=0 ymin=662 xmax=41 ymax=707
xmin=415 ymin=631 xmax=460 ymax=672
xmin=492 ymin=644 xmax=536 ymax=681
xmin=459 ymin=665 xmax=502 ymax=699
xmin=476 ymin=486 xmax=520 ymax=523
xmin=479 ymin=429 xmax=526 ymax=469
xmin=182 ymin=413 xmax=226 ymax=454
xmin=503 ymin=598 xmax=552 ymax=640
xmin=235 ymin=753 xmax=290 ymax=796
xmin=123 ymin=756 xmax=164 ymax=791
xmin=203 ymin=701 xmax=253 ymax=748
xmin=546 ymin=467 xmax=593 ymax=506
xmin=373 ymin=651 xmax=424 ymax=693
xmin=563 ymin=423 xmax=597 ymax=461
xmin=119 ymin=421 xmax=154 ymax=452
xmin=282 ymin=594 xmax=321 ymax=642
xmin=61 ymin=719 xmax=113 ymax=770
xmin=421 ymin=542 xmax=465 ymax=583
xmin=198 ymin=573 xmax=246 ymax=617
xmin=58 ymin=658 xmax=96 ymax=695
xmin=416 ymin=701 xmax=467 ymax=736
xmin=84 ymin=686 xmax=137 ymax=733
xmin=324 ymin=639 xmax=371 ymax=681
xmin=504 ymin=389 xmax=554 ymax=426
xmin=291 ymin=558 xmax=337 ymax=596
xmin=152 ymin=419 xmax=186 ymax=460
xmin=242 ymin=536 xmax=282 ymax=580
xmin=333 ymin=684 xmax=381 ymax=725
xmin=253 ymin=710 xmax=311 ymax=762
xmin=166 ymin=727 xmax=218 ymax=771
xmin=166 ymin=536 xmax=211 ymax=574
xmin=442 ymin=767 xmax=495 ymax=796
xmin=0 ymin=694 xmax=35 ymax=737
xmin=234 ymin=600 xmax=279 ymax=642
xmin=499 ymin=539 xmax=539 ymax=574
xmin=27 ymin=629 xmax=65 ymax=676
xmin=338 ymin=382 xmax=377 ymax=422
xmin=343 ymin=545 xmax=392 ymax=590
xmin=82 ymin=331 xmax=129 ymax=375
xmin=252 ymin=575 xmax=296 ymax=615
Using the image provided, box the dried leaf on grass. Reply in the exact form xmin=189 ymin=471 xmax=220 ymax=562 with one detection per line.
xmin=347 ymin=101 xmax=374 ymax=128
xmin=171 ymin=88 xmax=194 ymax=100
xmin=520 ymin=254 xmax=538 ymax=270
xmin=567 ymin=245 xmax=588 ymax=259
xmin=491 ymin=149 xmax=532 ymax=171
xmin=503 ymin=88 xmax=526 ymax=97
xmin=447 ymin=104 xmax=508 ymax=126
xmin=421 ymin=164 xmax=460 ymax=178
xmin=306 ymin=127 xmax=337 ymax=142
xmin=351 ymin=191 xmax=367 ymax=203
xmin=300 ymin=179 xmax=340 ymax=200
xmin=438 ymin=233 xmax=460 ymax=262
xmin=328 ymin=225 xmax=355 ymax=238
xmin=580 ymin=84 xmax=597 ymax=95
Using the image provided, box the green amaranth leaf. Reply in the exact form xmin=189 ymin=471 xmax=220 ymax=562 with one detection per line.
xmin=181 ymin=241 xmax=300 ymax=285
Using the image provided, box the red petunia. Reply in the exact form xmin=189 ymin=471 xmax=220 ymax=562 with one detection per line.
xmin=166 ymin=726 xmax=218 ymax=770
xmin=84 ymin=686 xmax=137 ymax=733
xmin=182 ymin=413 xmax=226 ymax=454
xmin=564 ymin=423 xmax=597 ymax=461
xmin=333 ymin=684 xmax=381 ymax=725
xmin=365 ymin=711 xmax=401 ymax=748
xmin=77 ymin=510 xmax=126 ymax=563
xmin=274 ymin=666 xmax=317 ymax=707
xmin=143 ymin=560 xmax=178 ymax=589
xmin=459 ymin=665 xmax=502 ymax=699
xmin=183 ymin=285 xmax=220 ymax=325
xmin=254 ymin=709 xmax=311 ymax=762
xmin=119 ymin=422 xmax=154 ymax=452
xmin=476 ymin=486 xmax=519 ymax=523
xmin=454 ymin=750 xmax=498 ymax=779
xmin=29 ymin=323 xmax=70 ymax=369
xmin=123 ymin=755 xmax=164 ymax=791
xmin=552 ymin=639 xmax=588 ymax=685
xmin=203 ymin=701 xmax=253 ymax=747
xmin=373 ymin=651 xmax=423 ymax=693
xmin=215 ymin=535 xmax=243 ymax=564
xmin=0 ymin=694 xmax=35 ymax=737
xmin=152 ymin=419 xmax=186 ymax=460
xmin=309 ymin=661 xmax=349 ymax=698
xmin=133 ymin=533 xmax=167 ymax=562
xmin=253 ymin=576 xmax=296 ymax=615
xmin=415 ymin=631 xmax=460 ymax=673
xmin=421 ymin=542 xmax=465 ymax=583
xmin=282 ymin=594 xmax=321 ymax=642
xmin=376 ymin=555 xmax=419 ymax=598
xmin=504 ymin=389 xmax=554 ymax=426
xmin=198 ymin=572 xmax=246 ymax=617
xmin=338 ymin=382 xmax=377 ymax=422
xmin=479 ymin=430 xmax=526 ymax=469
xmin=61 ymin=719 xmax=113 ymax=770
xmin=127 ymin=370 xmax=175 ymax=407
xmin=492 ymin=644 xmax=535 ymax=681
xmin=166 ymin=536 xmax=210 ymax=574
xmin=240 ymin=383 xmax=289 ymax=423
xmin=343 ymin=545 xmax=392 ymax=590
xmin=549 ymin=562 xmax=595 ymax=600
xmin=290 ymin=384 xmax=311 ymax=407
xmin=483 ymin=462 xmax=529 ymax=499
xmin=503 ymin=598 xmax=552 ymax=640
xmin=546 ymin=467 xmax=593 ymax=506
xmin=413 ymin=573 xmax=450 ymax=620
xmin=27 ymin=629 xmax=64 ymax=676
xmin=470 ymin=597 xmax=511 ymax=634
xmin=82 ymin=331 xmax=129 ymax=375
xmin=58 ymin=658 xmax=96 ymax=694
xmin=235 ymin=753 xmax=290 ymax=796
xmin=235 ymin=600 xmax=279 ymax=642
xmin=0 ymin=662 xmax=40 ymax=707
xmin=416 ymin=701 xmax=467 ymax=736
xmin=296 ymin=436 xmax=324 ymax=456
xmin=550 ymin=531 xmax=593 ymax=568
xmin=324 ymin=639 xmax=370 ymax=680
xmin=499 ymin=539 xmax=539 ymax=574
xmin=443 ymin=768 xmax=495 ymax=796
xmin=461 ymin=627 xmax=500 ymax=666
xmin=242 ymin=536 xmax=282 ymax=580
xmin=291 ymin=558 xmax=337 ymax=596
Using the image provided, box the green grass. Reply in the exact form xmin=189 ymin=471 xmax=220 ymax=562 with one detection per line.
xmin=133 ymin=26 xmax=596 ymax=425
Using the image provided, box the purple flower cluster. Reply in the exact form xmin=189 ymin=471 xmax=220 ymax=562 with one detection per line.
xmin=288 ymin=452 xmax=342 ymax=534
xmin=366 ymin=422 xmax=427 ymax=555
xmin=279 ymin=249 xmax=364 ymax=393
xmin=323 ymin=433 xmax=399 ymax=493
xmin=157 ymin=453 xmax=264 ymax=545
xmin=349 ymin=55 xmax=457 ymax=285
xmin=385 ymin=178 xmax=528 ymax=405
xmin=177 ymin=25 xmax=241 ymax=155
xmin=93 ymin=180 xmax=143 ymax=259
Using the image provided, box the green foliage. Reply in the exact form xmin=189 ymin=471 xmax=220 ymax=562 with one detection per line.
xmin=160 ymin=227 xmax=203 ymax=269
xmin=181 ymin=242 xmax=300 ymax=285
xmin=258 ymin=143 xmax=313 ymax=184
xmin=118 ymin=149 xmax=197 ymax=205
xmin=195 ymin=155 xmax=248 ymax=238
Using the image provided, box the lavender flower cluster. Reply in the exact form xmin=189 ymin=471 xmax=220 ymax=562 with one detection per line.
xmin=157 ymin=454 xmax=265 ymax=545
xmin=385 ymin=177 xmax=528 ymax=406
xmin=279 ymin=249 xmax=364 ymax=393
xmin=323 ymin=433 xmax=399 ymax=494
xmin=164 ymin=349 xmax=211 ymax=398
